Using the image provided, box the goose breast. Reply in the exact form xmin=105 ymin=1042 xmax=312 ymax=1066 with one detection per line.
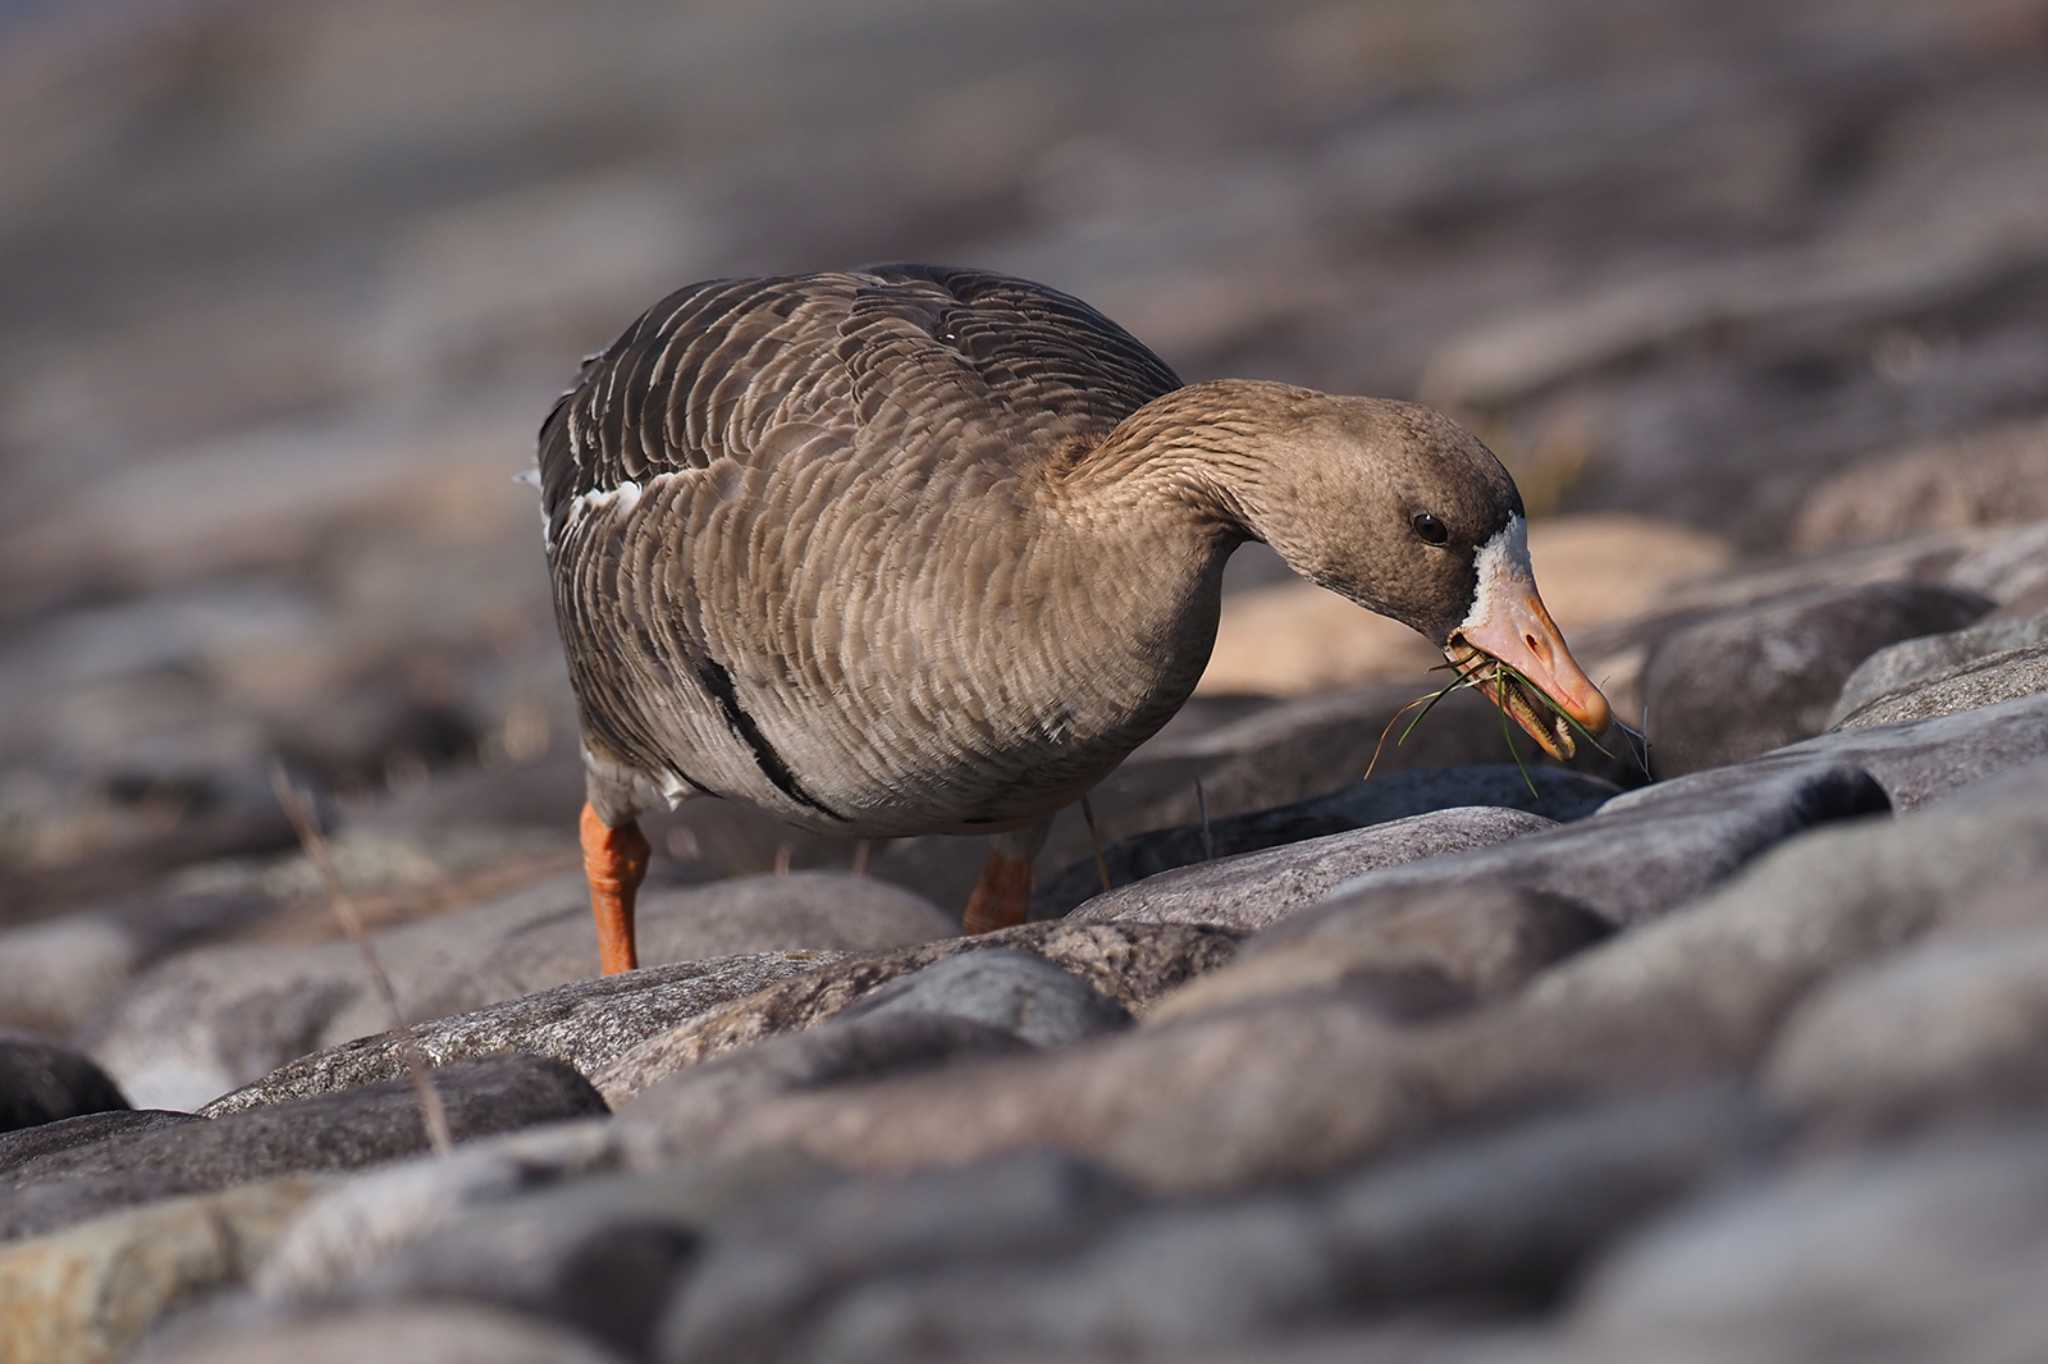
xmin=538 ymin=265 xmax=1215 ymax=835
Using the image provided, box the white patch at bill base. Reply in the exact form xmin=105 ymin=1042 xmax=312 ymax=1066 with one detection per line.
xmin=1457 ymin=513 xmax=1533 ymax=636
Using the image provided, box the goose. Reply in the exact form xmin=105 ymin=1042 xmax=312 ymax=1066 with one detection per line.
xmin=534 ymin=265 xmax=1610 ymax=974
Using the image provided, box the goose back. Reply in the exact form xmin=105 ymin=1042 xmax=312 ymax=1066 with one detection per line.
xmin=539 ymin=266 xmax=1214 ymax=833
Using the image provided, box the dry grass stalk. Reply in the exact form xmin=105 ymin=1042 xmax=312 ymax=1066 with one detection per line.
xmin=1080 ymin=793 xmax=1114 ymax=894
xmin=269 ymin=764 xmax=452 ymax=1156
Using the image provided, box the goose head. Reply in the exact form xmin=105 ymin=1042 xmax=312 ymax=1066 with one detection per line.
xmin=1209 ymin=387 xmax=1612 ymax=758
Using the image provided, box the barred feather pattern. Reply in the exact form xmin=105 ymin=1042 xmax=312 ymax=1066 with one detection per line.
xmin=536 ymin=265 xmax=1232 ymax=834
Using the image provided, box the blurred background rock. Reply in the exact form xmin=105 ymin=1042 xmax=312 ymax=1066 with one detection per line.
xmin=4 ymin=0 xmax=2047 ymax=924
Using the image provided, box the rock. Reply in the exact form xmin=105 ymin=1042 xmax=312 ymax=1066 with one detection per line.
xmin=1066 ymin=809 xmax=1556 ymax=931
xmin=202 ymin=949 xmax=843 ymax=1116
xmin=301 ymin=1155 xmax=823 ymax=1351
xmin=719 ymin=1088 xmax=1769 ymax=1364
xmin=1829 ymin=610 xmax=2048 ymax=724
xmin=1116 ymin=678 xmax=1637 ymax=831
xmin=1570 ymin=1130 xmax=2048 ymax=1364
xmin=1764 ymin=906 xmax=2048 ymax=1137
xmin=0 ymin=1034 xmax=129 ymax=1132
xmin=1831 ymin=643 xmax=2048 ymax=732
xmin=132 ymin=1303 xmax=635 ymax=1364
xmin=256 ymin=1118 xmax=635 ymax=1296
xmin=1324 ymin=757 xmax=1888 ymax=928
xmin=592 ymin=922 xmax=1240 ymax=1103
xmin=0 ymin=1176 xmax=327 ymax=1364
xmin=1197 ymin=578 xmax=1447 ymax=695
xmin=2 ymin=1055 xmax=606 ymax=1242
xmin=1641 ymin=580 xmax=1992 ymax=776
xmin=1947 ymin=519 xmax=2048 ymax=612
xmin=1314 ymin=1085 xmax=1776 ymax=1308
xmin=691 ymin=769 xmax=2047 ymax=1196
xmin=291 ymin=1157 xmax=838 ymax=1361
xmin=0 ymin=890 xmax=277 ymax=1034
xmin=869 ymin=690 xmax=1636 ymax=917
xmin=694 ymin=994 xmax=1420 ymax=1194
xmin=1149 ymin=884 xmax=1610 ymax=1025
xmin=619 ymin=1014 xmax=1031 ymax=1150
xmin=1467 ymin=762 xmax=2048 ymax=1102
xmin=1654 ymin=530 xmax=1981 ymax=620
xmin=658 ymin=1152 xmax=1141 ymax=1363
xmin=1771 ymin=691 xmax=2048 ymax=809
xmin=838 ymin=950 xmax=1131 ymax=1047
xmin=1034 ymin=765 xmax=1616 ymax=917
xmin=1197 ymin=513 xmax=1733 ymax=695
xmin=1 ymin=1110 xmax=200 ymax=1178
xmin=92 ymin=870 xmax=948 ymax=1111
xmin=0 ymin=763 xmax=301 ymax=921
xmin=1792 ymin=419 xmax=2048 ymax=550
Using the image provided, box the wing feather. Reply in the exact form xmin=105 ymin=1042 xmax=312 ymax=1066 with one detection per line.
xmin=537 ymin=265 xmax=1180 ymax=542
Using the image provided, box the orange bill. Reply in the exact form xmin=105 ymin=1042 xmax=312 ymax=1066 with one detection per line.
xmin=1446 ymin=518 xmax=1610 ymax=760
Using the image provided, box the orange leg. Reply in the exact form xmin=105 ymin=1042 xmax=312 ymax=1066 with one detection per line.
xmin=580 ymin=802 xmax=649 ymax=975
xmin=962 ymin=848 xmax=1034 ymax=935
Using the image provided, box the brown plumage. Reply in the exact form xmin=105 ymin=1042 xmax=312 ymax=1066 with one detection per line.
xmin=536 ymin=265 xmax=1609 ymax=971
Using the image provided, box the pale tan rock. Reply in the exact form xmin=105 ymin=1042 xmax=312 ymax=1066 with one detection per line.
xmin=0 ymin=1176 xmax=328 ymax=1364
xmin=1793 ymin=417 xmax=2048 ymax=550
xmin=1198 ymin=514 xmax=1731 ymax=695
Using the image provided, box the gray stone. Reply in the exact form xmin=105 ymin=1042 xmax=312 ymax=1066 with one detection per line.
xmin=1832 ymin=642 xmax=2048 ymax=732
xmin=1570 ymin=1130 xmax=2048 ymax=1364
xmin=873 ymin=684 xmax=1638 ymax=918
xmin=1765 ymin=908 xmax=2048 ymax=1137
xmin=695 ymin=994 xmax=1422 ymax=1194
xmin=202 ymin=949 xmax=842 ymax=1116
xmin=256 ymin=1118 xmax=636 ymax=1296
xmin=659 ymin=1153 xmax=1140 ymax=1363
xmin=1829 ymin=610 xmax=2048 ymax=724
xmin=0 ymin=1176 xmax=329 ymax=1364
xmin=1464 ymin=763 xmax=2048 ymax=1101
xmin=746 ymin=1089 xmax=1769 ymax=1364
xmin=1033 ymin=765 xmax=1619 ymax=917
xmin=1948 ymin=519 xmax=2048 ymax=609
xmin=255 ymin=1122 xmax=838 ymax=1309
xmin=2 ymin=1055 xmax=606 ymax=1242
xmin=0 ymin=1109 xmax=199 ymax=1179
xmin=838 ymin=949 xmax=1130 ymax=1047
xmin=0 ymin=1034 xmax=129 ymax=1132
xmin=303 ymin=1157 xmax=838 ymax=1361
xmin=1317 ymin=1085 xmax=1777 ymax=1308
xmin=1067 ymin=808 xmax=1556 ymax=931
xmin=1791 ymin=426 xmax=2048 ymax=552
xmin=1770 ymin=691 xmax=2048 ymax=809
xmin=92 ymin=871 xmax=946 ymax=1111
xmin=1641 ymin=580 xmax=1992 ymax=775
xmin=1151 ymin=884 xmax=1610 ymax=1024
xmin=691 ymin=771 xmax=2048 ymax=1196
xmin=132 ymin=1303 xmax=634 ymax=1364
xmin=593 ymin=922 xmax=1239 ymax=1103
xmin=0 ymin=765 xmax=301 ymax=929
xmin=1325 ymin=757 xmax=1889 ymax=928
xmin=0 ymin=890 xmax=277 ymax=1034
xmin=619 ymin=1013 xmax=1029 ymax=1150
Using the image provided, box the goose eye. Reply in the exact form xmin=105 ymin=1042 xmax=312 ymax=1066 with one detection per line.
xmin=1411 ymin=512 xmax=1449 ymax=545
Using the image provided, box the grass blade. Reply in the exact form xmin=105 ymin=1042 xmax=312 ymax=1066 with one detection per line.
xmin=1496 ymin=662 xmax=1541 ymax=799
